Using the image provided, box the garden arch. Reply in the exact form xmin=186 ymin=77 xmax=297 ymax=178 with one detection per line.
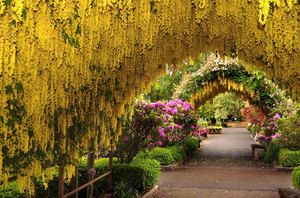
xmin=0 ymin=0 xmax=298 ymax=192
xmin=173 ymin=56 xmax=284 ymax=115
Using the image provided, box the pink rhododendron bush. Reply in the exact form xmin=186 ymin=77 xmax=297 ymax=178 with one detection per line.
xmin=117 ymin=99 xmax=198 ymax=163
xmin=268 ymin=104 xmax=300 ymax=151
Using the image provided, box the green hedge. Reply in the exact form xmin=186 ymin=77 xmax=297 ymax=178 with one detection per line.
xmin=292 ymin=166 xmax=300 ymax=190
xmin=208 ymin=126 xmax=223 ymax=133
xmin=181 ymin=137 xmax=200 ymax=156
xmin=135 ymin=147 xmax=175 ymax=165
xmin=1 ymin=158 xmax=160 ymax=198
xmin=135 ymin=137 xmax=200 ymax=165
xmin=166 ymin=145 xmax=186 ymax=162
xmin=78 ymin=158 xmax=160 ymax=195
xmin=279 ymin=149 xmax=300 ymax=167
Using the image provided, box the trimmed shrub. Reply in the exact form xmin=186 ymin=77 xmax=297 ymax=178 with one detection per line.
xmin=138 ymin=147 xmax=175 ymax=165
xmin=292 ymin=166 xmax=300 ymax=190
xmin=279 ymin=149 xmax=300 ymax=167
xmin=181 ymin=137 xmax=200 ymax=156
xmin=83 ymin=158 xmax=160 ymax=194
xmin=166 ymin=145 xmax=186 ymax=162
xmin=2 ymin=157 xmax=160 ymax=198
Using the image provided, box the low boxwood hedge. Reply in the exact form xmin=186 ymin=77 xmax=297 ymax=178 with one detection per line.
xmin=1 ymin=158 xmax=160 ymax=198
xmin=292 ymin=166 xmax=300 ymax=190
xmin=166 ymin=145 xmax=186 ymax=162
xmin=279 ymin=148 xmax=300 ymax=167
xmin=135 ymin=147 xmax=175 ymax=165
xmin=135 ymin=137 xmax=200 ymax=165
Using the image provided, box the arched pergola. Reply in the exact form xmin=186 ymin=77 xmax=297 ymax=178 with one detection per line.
xmin=173 ymin=56 xmax=284 ymax=114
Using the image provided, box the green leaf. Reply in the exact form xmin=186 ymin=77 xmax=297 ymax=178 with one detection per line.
xmin=4 ymin=0 xmax=12 ymax=6
xmin=75 ymin=24 xmax=81 ymax=35
xmin=150 ymin=1 xmax=155 ymax=12
xmin=9 ymin=20 xmax=16 ymax=27
xmin=21 ymin=7 xmax=29 ymax=19
xmin=5 ymin=85 xmax=13 ymax=94
xmin=14 ymin=82 xmax=23 ymax=91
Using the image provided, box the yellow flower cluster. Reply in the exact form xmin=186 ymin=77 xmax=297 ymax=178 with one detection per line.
xmin=190 ymin=79 xmax=253 ymax=109
xmin=0 ymin=0 xmax=298 ymax=191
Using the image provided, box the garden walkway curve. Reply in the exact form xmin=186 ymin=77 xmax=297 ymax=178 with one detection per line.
xmin=157 ymin=128 xmax=292 ymax=198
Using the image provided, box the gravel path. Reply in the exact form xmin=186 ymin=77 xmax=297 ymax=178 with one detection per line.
xmin=156 ymin=128 xmax=293 ymax=198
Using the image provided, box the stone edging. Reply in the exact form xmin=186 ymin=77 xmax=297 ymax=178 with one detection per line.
xmin=139 ymin=185 xmax=159 ymax=198
xmin=161 ymin=162 xmax=183 ymax=171
xmin=274 ymin=164 xmax=295 ymax=172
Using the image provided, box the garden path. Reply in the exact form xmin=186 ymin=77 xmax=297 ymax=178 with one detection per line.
xmin=156 ymin=128 xmax=293 ymax=198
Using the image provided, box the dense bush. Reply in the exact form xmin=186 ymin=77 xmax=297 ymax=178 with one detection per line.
xmin=292 ymin=166 xmax=300 ymax=190
xmin=83 ymin=158 xmax=160 ymax=194
xmin=135 ymin=147 xmax=175 ymax=165
xmin=135 ymin=137 xmax=200 ymax=165
xmin=279 ymin=149 xmax=300 ymax=167
xmin=272 ymin=110 xmax=300 ymax=151
xmin=0 ymin=158 xmax=160 ymax=198
xmin=166 ymin=146 xmax=186 ymax=162
xmin=181 ymin=137 xmax=200 ymax=156
xmin=117 ymin=99 xmax=198 ymax=163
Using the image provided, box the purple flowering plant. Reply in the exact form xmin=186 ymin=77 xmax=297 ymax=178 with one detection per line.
xmin=117 ymin=99 xmax=198 ymax=163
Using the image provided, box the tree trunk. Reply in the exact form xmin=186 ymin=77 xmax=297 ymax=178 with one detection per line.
xmin=70 ymin=166 xmax=78 ymax=198
xmin=108 ymin=149 xmax=113 ymax=191
xmin=58 ymin=165 xmax=64 ymax=198
xmin=86 ymin=151 xmax=95 ymax=198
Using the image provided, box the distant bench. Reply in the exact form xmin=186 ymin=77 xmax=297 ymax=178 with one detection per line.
xmin=251 ymin=144 xmax=265 ymax=160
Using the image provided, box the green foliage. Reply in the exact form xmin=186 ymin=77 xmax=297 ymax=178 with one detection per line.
xmin=264 ymin=142 xmax=280 ymax=163
xmin=166 ymin=145 xmax=186 ymax=162
xmin=0 ymin=181 xmax=25 ymax=198
xmin=181 ymin=137 xmax=200 ymax=156
xmin=2 ymin=157 xmax=159 ymax=198
xmin=272 ymin=109 xmax=300 ymax=151
xmin=197 ymin=102 xmax=216 ymax=121
xmin=279 ymin=148 xmax=300 ymax=167
xmin=113 ymin=181 xmax=139 ymax=198
xmin=292 ymin=166 xmax=300 ymax=190
xmin=146 ymin=74 xmax=182 ymax=102
xmin=147 ymin=55 xmax=205 ymax=102
xmin=137 ymin=147 xmax=175 ymax=165
xmin=213 ymin=92 xmax=244 ymax=121
xmin=199 ymin=120 xmax=210 ymax=128
xmin=208 ymin=126 xmax=223 ymax=133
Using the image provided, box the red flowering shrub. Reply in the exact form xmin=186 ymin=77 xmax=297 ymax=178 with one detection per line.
xmin=241 ymin=105 xmax=265 ymax=134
